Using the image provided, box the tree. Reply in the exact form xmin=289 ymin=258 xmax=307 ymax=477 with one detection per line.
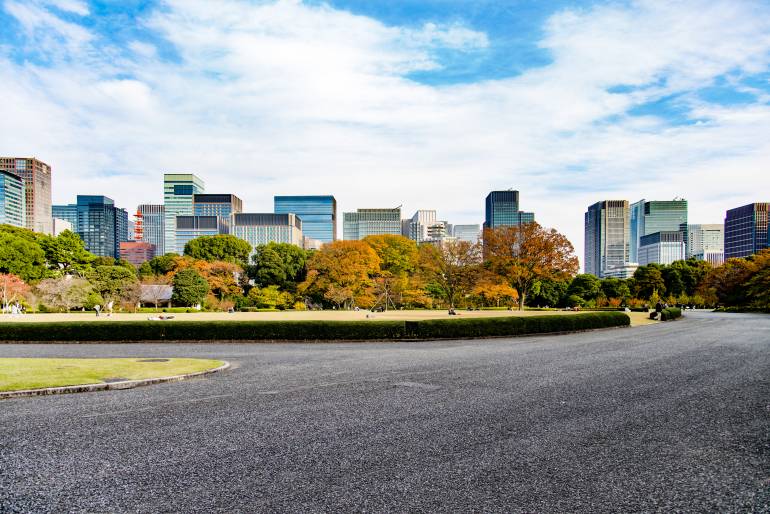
xmin=632 ymin=265 xmax=666 ymax=300
xmin=249 ymin=242 xmax=308 ymax=290
xmin=363 ymin=235 xmax=418 ymax=276
xmin=600 ymin=277 xmax=630 ymax=301
xmin=0 ymin=228 xmax=49 ymax=282
xmin=705 ymin=257 xmax=756 ymax=307
xmin=248 ymin=285 xmax=294 ymax=309
xmin=419 ymin=240 xmax=481 ymax=308
xmin=661 ymin=267 xmax=685 ymax=297
xmin=184 ymin=235 xmax=251 ymax=265
xmin=88 ymin=266 xmax=139 ymax=304
xmin=172 ymin=269 xmax=209 ymax=307
xmin=566 ymin=274 xmax=601 ymax=302
xmin=484 ymin=223 xmax=579 ymax=310
xmin=299 ymin=241 xmax=380 ymax=309
xmin=202 ymin=261 xmax=243 ymax=299
xmin=145 ymin=254 xmax=179 ymax=276
xmin=39 ymin=230 xmax=94 ymax=276
xmin=528 ymin=279 xmax=569 ymax=307
xmin=36 ymin=276 xmax=93 ymax=312
xmin=472 ymin=278 xmax=519 ymax=307
xmin=0 ymin=273 xmax=29 ymax=311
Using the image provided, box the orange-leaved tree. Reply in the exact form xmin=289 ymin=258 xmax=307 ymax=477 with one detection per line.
xmin=484 ymin=223 xmax=578 ymax=310
xmin=0 ymin=273 xmax=29 ymax=311
xmin=418 ymin=240 xmax=481 ymax=309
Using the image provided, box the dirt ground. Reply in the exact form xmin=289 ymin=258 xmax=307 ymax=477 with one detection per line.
xmin=0 ymin=309 xmax=656 ymax=327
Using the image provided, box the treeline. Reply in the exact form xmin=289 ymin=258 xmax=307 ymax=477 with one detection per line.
xmin=2 ymin=222 xmax=768 ymax=312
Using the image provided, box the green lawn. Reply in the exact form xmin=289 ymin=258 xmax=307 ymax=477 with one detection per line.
xmin=0 ymin=358 xmax=224 ymax=392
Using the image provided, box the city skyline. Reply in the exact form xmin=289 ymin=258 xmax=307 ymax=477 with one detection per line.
xmin=2 ymin=1 xmax=769 ymax=262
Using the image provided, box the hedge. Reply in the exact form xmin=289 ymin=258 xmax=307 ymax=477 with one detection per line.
xmin=0 ymin=312 xmax=630 ymax=343
xmin=660 ymin=307 xmax=682 ymax=321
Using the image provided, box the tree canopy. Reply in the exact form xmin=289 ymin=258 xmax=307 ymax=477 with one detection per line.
xmin=184 ymin=235 xmax=251 ymax=265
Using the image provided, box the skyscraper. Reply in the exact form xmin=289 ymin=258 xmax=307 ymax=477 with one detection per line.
xmin=0 ymin=157 xmax=52 ymax=234
xmin=0 ymin=169 xmax=26 ymax=228
xmin=724 ymin=203 xmax=770 ymax=259
xmin=53 ymin=195 xmax=129 ymax=258
xmin=629 ymin=199 xmax=688 ymax=262
xmin=584 ymin=200 xmax=631 ymax=277
xmin=137 ymin=204 xmax=165 ymax=255
xmin=163 ymin=174 xmax=205 ymax=254
xmin=231 ymin=213 xmax=303 ymax=252
xmin=274 ymin=196 xmax=337 ymax=243
xmin=484 ymin=190 xmax=535 ymax=229
xmin=688 ymin=224 xmax=724 ymax=265
xmin=638 ymin=231 xmax=686 ymax=266
xmin=343 ymin=207 xmax=402 ymax=240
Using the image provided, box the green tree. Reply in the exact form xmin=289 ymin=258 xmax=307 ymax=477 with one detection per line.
xmin=88 ymin=266 xmax=139 ymax=303
xmin=247 ymin=285 xmax=294 ymax=309
xmin=661 ymin=267 xmax=685 ymax=297
xmin=632 ymin=265 xmax=666 ymax=299
xmin=39 ymin=230 xmax=94 ymax=275
xmin=0 ymin=227 xmax=49 ymax=282
xmin=184 ymin=235 xmax=251 ymax=265
xmin=249 ymin=242 xmax=308 ymax=289
xmin=172 ymin=269 xmax=210 ymax=306
xmin=528 ymin=279 xmax=569 ymax=307
xmin=600 ymin=277 xmax=630 ymax=300
xmin=566 ymin=274 xmax=601 ymax=302
xmin=146 ymin=254 xmax=179 ymax=276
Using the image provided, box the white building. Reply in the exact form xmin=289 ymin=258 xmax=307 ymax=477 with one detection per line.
xmin=688 ymin=224 xmax=724 ymax=265
xmin=403 ymin=210 xmax=437 ymax=243
xmin=232 ymin=213 xmax=303 ymax=253
xmin=638 ymin=231 xmax=686 ymax=266
xmin=343 ymin=207 xmax=401 ymax=240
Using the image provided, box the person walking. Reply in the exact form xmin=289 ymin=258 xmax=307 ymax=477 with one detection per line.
xmin=94 ymin=304 xmax=101 ymax=317
xmin=106 ymin=300 xmax=114 ymax=317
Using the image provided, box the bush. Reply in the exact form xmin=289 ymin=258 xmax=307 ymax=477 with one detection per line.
xmin=0 ymin=312 xmax=630 ymax=342
xmin=660 ymin=307 xmax=682 ymax=321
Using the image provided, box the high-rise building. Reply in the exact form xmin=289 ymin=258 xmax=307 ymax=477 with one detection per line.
xmin=638 ymin=231 xmax=686 ymax=266
xmin=137 ymin=204 xmax=165 ymax=255
xmin=0 ymin=157 xmax=52 ymax=234
xmin=0 ymin=169 xmax=26 ymax=228
xmin=53 ymin=195 xmax=129 ymax=258
xmin=584 ymin=200 xmax=631 ymax=277
xmin=274 ymin=196 xmax=337 ymax=243
xmin=231 ymin=213 xmax=303 ymax=252
xmin=484 ymin=190 xmax=535 ymax=229
xmin=403 ymin=210 xmax=437 ymax=242
xmin=120 ymin=241 xmax=157 ymax=266
xmin=724 ymin=203 xmax=770 ymax=259
xmin=688 ymin=224 xmax=724 ymax=265
xmin=453 ymin=224 xmax=481 ymax=243
xmin=343 ymin=207 xmax=401 ymax=240
xmin=630 ymin=199 xmax=688 ymax=262
xmin=175 ymin=215 xmax=229 ymax=253
xmin=164 ymin=174 xmax=205 ymax=254
xmin=194 ymin=194 xmax=243 ymax=217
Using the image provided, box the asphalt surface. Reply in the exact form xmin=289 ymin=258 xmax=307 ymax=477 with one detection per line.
xmin=1 ymin=310 xmax=768 ymax=513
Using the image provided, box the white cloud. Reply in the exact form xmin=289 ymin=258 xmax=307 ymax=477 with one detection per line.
xmin=1 ymin=0 xmax=770 ymax=268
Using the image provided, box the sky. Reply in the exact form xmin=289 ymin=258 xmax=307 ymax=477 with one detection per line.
xmin=2 ymin=0 xmax=770 ymax=265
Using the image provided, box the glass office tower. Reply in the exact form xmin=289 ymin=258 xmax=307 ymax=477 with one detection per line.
xmin=724 ymin=203 xmax=770 ymax=259
xmin=138 ymin=204 xmax=165 ymax=255
xmin=584 ymin=200 xmax=631 ymax=277
xmin=483 ymin=190 xmax=535 ymax=229
xmin=342 ymin=207 xmax=401 ymax=240
xmin=164 ymin=174 xmax=205 ymax=254
xmin=0 ymin=169 xmax=26 ymax=228
xmin=274 ymin=196 xmax=336 ymax=243
xmin=629 ymin=199 xmax=688 ymax=261
xmin=194 ymin=194 xmax=243 ymax=217
xmin=53 ymin=195 xmax=129 ymax=258
xmin=0 ymin=157 xmax=52 ymax=234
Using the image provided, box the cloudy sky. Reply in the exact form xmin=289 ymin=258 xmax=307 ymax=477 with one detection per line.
xmin=2 ymin=0 xmax=770 ymax=264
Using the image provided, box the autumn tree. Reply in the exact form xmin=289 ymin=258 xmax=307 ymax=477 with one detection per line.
xmin=419 ymin=240 xmax=481 ymax=308
xmin=472 ymin=276 xmax=519 ymax=307
xmin=36 ymin=276 xmax=93 ymax=312
xmin=484 ymin=223 xmax=578 ymax=310
xmin=364 ymin=235 xmax=419 ymax=309
xmin=299 ymin=241 xmax=380 ymax=309
xmin=0 ymin=273 xmax=29 ymax=311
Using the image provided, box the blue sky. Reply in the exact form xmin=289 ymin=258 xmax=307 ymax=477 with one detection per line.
xmin=1 ymin=0 xmax=770 ymax=262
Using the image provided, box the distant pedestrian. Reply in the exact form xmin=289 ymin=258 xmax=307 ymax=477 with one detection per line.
xmin=94 ymin=304 xmax=101 ymax=317
xmin=106 ymin=301 xmax=114 ymax=317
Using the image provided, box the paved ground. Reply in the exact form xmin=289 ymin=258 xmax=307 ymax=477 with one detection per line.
xmin=0 ymin=311 xmax=767 ymax=512
xmin=1 ymin=308 xmax=656 ymax=326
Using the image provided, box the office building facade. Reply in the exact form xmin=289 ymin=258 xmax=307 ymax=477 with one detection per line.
xmin=638 ymin=231 xmax=686 ymax=266
xmin=274 ymin=196 xmax=337 ymax=243
xmin=724 ymin=203 xmax=770 ymax=259
xmin=137 ymin=204 xmax=165 ymax=255
xmin=453 ymin=224 xmax=481 ymax=243
xmin=0 ymin=169 xmax=26 ymax=228
xmin=175 ymin=215 xmax=229 ymax=253
xmin=584 ymin=200 xmax=631 ymax=277
xmin=53 ymin=195 xmax=129 ymax=258
xmin=194 ymin=194 xmax=243 ymax=218
xmin=232 ymin=213 xmax=303 ymax=251
xmin=484 ymin=190 xmax=535 ymax=229
xmin=343 ymin=207 xmax=401 ymax=240
xmin=403 ymin=210 xmax=437 ymax=243
xmin=630 ymin=199 xmax=688 ymax=262
xmin=0 ymin=157 xmax=52 ymax=234
xmin=688 ymin=224 xmax=724 ymax=265
xmin=120 ymin=241 xmax=157 ymax=266
xmin=164 ymin=174 xmax=205 ymax=254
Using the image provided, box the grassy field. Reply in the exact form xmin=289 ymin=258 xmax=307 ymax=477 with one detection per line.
xmin=0 ymin=309 xmax=656 ymax=326
xmin=0 ymin=358 xmax=224 ymax=392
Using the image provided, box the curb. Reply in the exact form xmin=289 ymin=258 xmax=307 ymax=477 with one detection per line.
xmin=0 ymin=361 xmax=230 ymax=400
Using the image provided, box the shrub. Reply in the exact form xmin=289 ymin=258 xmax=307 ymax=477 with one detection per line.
xmin=660 ymin=307 xmax=682 ymax=321
xmin=0 ymin=312 xmax=630 ymax=342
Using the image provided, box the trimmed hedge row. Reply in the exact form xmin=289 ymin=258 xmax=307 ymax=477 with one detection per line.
xmin=660 ymin=307 xmax=682 ymax=321
xmin=0 ymin=312 xmax=630 ymax=342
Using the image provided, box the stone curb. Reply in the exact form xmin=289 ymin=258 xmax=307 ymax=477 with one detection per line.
xmin=0 ymin=361 xmax=230 ymax=400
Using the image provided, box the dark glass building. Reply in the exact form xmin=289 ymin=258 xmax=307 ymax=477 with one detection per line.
xmin=484 ymin=190 xmax=535 ymax=230
xmin=193 ymin=194 xmax=243 ymax=217
xmin=724 ymin=203 xmax=770 ymax=259
xmin=274 ymin=195 xmax=336 ymax=243
xmin=53 ymin=195 xmax=129 ymax=258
